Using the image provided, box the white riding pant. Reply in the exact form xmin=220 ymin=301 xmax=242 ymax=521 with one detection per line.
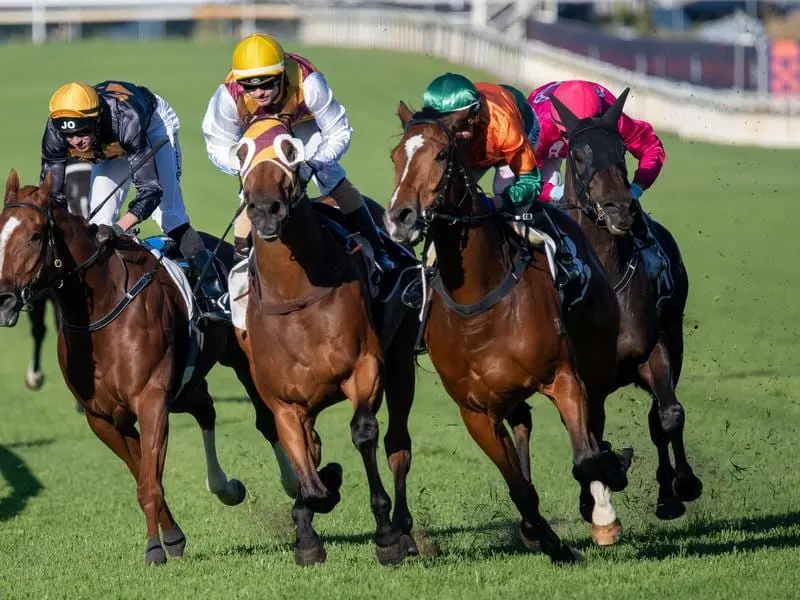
xmin=88 ymin=95 xmax=189 ymax=234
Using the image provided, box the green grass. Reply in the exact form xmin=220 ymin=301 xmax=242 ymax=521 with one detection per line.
xmin=1 ymin=39 xmax=800 ymax=599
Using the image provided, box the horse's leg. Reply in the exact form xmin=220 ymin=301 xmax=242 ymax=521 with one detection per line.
xmin=134 ymin=390 xmax=171 ymax=566
xmin=24 ymin=294 xmax=47 ymax=391
xmin=383 ymin=326 xmax=418 ymax=556
xmin=639 ymin=338 xmax=703 ymax=508
xmin=506 ymin=402 xmax=533 ymax=484
xmin=231 ymin=352 xmax=299 ymax=498
xmin=542 ymin=368 xmax=625 ymax=546
xmin=343 ymin=354 xmax=407 ymax=566
xmin=271 ymin=402 xmax=342 ymax=566
xmin=183 ymin=379 xmax=247 ymax=506
xmin=84 ymin=412 xmax=184 ymax=560
xmin=458 ymin=405 xmax=578 ymax=564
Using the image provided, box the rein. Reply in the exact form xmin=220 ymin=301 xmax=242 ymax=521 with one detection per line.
xmin=4 ymin=200 xmax=157 ymax=332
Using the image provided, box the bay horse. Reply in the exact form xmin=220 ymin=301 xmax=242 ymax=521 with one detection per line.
xmin=25 ymin=159 xmax=90 ymax=391
xmin=232 ymin=117 xmax=419 ymax=567
xmin=548 ymin=90 xmax=703 ymax=518
xmin=0 ymin=170 xmax=297 ymax=565
xmin=384 ymin=103 xmax=631 ymax=564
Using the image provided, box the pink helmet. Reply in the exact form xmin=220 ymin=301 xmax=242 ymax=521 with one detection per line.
xmin=549 ymin=81 xmax=603 ymax=136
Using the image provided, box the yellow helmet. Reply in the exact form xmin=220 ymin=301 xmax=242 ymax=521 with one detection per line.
xmin=231 ymin=33 xmax=285 ymax=81
xmin=48 ymin=82 xmax=100 ymax=119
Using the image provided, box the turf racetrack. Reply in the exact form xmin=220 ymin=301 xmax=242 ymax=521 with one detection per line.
xmin=1 ymin=39 xmax=800 ymax=599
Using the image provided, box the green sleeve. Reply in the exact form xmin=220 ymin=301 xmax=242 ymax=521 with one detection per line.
xmin=502 ymin=167 xmax=542 ymax=212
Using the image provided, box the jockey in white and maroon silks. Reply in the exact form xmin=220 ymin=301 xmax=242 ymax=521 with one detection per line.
xmin=527 ymin=80 xmax=666 ymax=206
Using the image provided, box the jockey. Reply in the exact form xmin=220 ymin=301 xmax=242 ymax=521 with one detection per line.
xmin=40 ymin=81 xmax=227 ymax=321
xmin=202 ymin=33 xmax=396 ymax=274
xmin=421 ymin=73 xmax=581 ymax=288
xmin=527 ymin=79 xmax=666 ymax=247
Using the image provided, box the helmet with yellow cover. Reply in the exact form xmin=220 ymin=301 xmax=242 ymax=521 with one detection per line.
xmin=48 ymin=82 xmax=101 ymax=136
xmin=231 ymin=33 xmax=286 ymax=92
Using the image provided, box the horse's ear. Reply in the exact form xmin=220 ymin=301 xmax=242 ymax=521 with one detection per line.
xmin=397 ymin=101 xmax=413 ymax=129
xmin=280 ymin=138 xmax=297 ymax=165
xmin=39 ymin=170 xmax=53 ymax=202
xmin=603 ymin=87 xmax=630 ymax=128
xmin=5 ymin=169 xmax=19 ymax=204
xmin=549 ymin=94 xmax=580 ymax=138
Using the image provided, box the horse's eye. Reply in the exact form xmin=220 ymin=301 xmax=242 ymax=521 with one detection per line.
xmin=31 ymin=232 xmax=42 ymax=243
xmin=435 ymin=149 xmax=449 ymax=162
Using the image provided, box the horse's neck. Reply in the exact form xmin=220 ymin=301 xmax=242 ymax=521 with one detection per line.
xmin=432 ymin=200 xmax=509 ymax=307
xmin=253 ymin=200 xmax=331 ymax=302
xmin=572 ymin=206 xmax=633 ymax=287
xmin=52 ymin=212 xmax=126 ymax=319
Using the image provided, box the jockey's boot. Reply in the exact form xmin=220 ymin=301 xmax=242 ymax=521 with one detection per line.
xmin=530 ymin=204 xmax=583 ymax=290
xmin=630 ymin=202 xmax=666 ymax=280
xmin=233 ymin=235 xmax=250 ymax=265
xmin=630 ymin=200 xmax=656 ymax=251
xmin=189 ymin=249 xmax=228 ymax=322
xmin=346 ymin=204 xmax=398 ymax=276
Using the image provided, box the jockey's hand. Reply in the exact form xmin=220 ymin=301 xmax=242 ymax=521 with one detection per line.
xmin=297 ymin=161 xmax=315 ymax=185
xmin=95 ymin=223 xmax=125 ymax=245
xmin=550 ymin=184 xmax=564 ymax=202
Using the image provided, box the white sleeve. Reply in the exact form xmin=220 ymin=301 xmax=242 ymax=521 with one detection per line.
xmin=302 ymin=72 xmax=352 ymax=169
xmin=202 ymin=85 xmax=242 ymax=177
xmin=540 ymin=157 xmax=563 ymax=186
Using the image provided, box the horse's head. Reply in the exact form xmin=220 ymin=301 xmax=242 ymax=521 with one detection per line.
xmin=237 ymin=117 xmax=306 ymax=241
xmin=385 ymin=101 xmax=478 ymax=245
xmin=0 ymin=170 xmax=55 ymax=326
xmin=551 ymin=88 xmax=635 ymax=235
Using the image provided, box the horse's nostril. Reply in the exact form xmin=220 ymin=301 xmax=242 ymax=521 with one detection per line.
xmin=397 ymin=208 xmax=417 ymax=228
xmin=268 ymin=201 xmax=282 ymax=216
xmin=0 ymin=292 xmax=17 ymax=310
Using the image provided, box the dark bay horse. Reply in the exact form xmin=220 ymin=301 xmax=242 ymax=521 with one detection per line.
xmin=0 ymin=170 xmax=296 ymax=565
xmin=549 ymin=90 xmax=703 ymax=518
xmin=233 ymin=117 xmax=418 ymax=566
xmin=384 ymin=103 xmax=631 ymax=563
xmin=25 ymin=159 xmax=90 ymax=391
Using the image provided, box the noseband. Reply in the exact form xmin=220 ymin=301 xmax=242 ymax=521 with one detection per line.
xmin=561 ymin=124 xmax=629 ymax=228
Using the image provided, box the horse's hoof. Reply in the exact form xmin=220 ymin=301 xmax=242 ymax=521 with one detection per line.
xmin=673 ymin=473 xmax=703 ymax=502
xmin=24 ymin=367 xmax=44 ymax=391
xmin=375 ymin=538 xmax=408 ymax=566
xmin=162 ymin=526 xmax=187 ymax=558
xmin=401 ymin=534 xmax=419 ymax=556
xmin=655 ymin=496 xmax=686 ymax=520
xmin=216 ymin=479 xmax=247 ymax=506
xmin=319 ymin=463 xmax=343 ymax=491
xmin=518 ymin=526 xmax=542 ymax=553
xmin=145 ymin=540 xmax=167 ymax=566
xmin=295 ymin=543 xmax=326 ymax=567
xmin=591 ymin=519 xmax=623 ymax=546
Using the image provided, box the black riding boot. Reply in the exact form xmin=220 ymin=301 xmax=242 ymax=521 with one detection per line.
xmin=630 ymin=202 xmax=665 ymax=280
xmin=631 ymin=201 xmax=656 ymax=250
xmin=345 ymin=205 xmax=398 ymax=275
xmin=188 ymin=249 xmax=228 ymax=322
xmin=530 ymin=204 xmax=583 ymax=290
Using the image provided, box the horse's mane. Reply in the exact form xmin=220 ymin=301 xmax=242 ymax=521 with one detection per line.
xmin=410 ymin=106 xmax=446 ymax=121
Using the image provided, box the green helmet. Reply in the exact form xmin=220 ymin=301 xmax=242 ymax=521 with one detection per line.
xmin=423 ymin=73 xmax=480 ymax=115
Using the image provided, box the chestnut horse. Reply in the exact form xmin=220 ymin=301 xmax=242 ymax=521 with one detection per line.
xmin=384 ymin=103 xmax=632 ymax=564
xmin=233 ymin=117 xmax=418 ymax=566
xmin=549 ymin=90 xmax=703 ymax=518
xmin=0 ymin=170 xmax=296 ymax=565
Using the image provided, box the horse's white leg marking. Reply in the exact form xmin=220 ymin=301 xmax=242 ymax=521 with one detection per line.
xmin=272 ymin=442 xmax=299 ymax=498
xmin=589 ymin=480 xmax=617 ymax=526
xmin=0 ymin=217 xmax=22 ymax=277
xmin=201 ymin=429 xmax=229 ymax=493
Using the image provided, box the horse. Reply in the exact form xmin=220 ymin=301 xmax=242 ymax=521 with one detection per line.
xmin=0 ymin=170 xmax=298 ymax=565
xmin=231 ymin=116 xmax=420 ymax=567
xmin=384 ymin=103 xmax=632 ymax=564
xmin=25 ymin=159 xmax=91 ymax=391
xmin=548 ymin=89 xmax=703 ymax=518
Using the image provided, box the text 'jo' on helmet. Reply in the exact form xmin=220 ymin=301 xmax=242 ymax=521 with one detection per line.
xmin=549 ymin=80 xmax=603 ymax=135
xmin=423 ymin=72 xmax=481 ymax=115
xmin=48 ymin=82 xmax=100 ymax=135
xmin=231 ymin=33 xmax=286 ymax=82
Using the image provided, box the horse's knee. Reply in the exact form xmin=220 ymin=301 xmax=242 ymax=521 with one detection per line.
xmin=351 ymin=408 xmax=379 ymax=451
xmin=660 ymin=404 xmax=685 ymax=435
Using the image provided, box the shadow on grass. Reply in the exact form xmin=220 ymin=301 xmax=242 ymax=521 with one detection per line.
xmin=0 ymin=438 xmax=52 ymax=522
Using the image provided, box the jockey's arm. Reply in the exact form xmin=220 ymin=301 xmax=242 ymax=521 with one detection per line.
xmin=202 ymin=85 xmax=243 ymax=176
xmin=618 ymin=112 xmax=666 ymax=198
xmin=117 ymin=109 xmax=163 ymax=230
xmin=537 ymin=157 xmax=564 ymax=203
xmin=303 ymin=72 xmax=352 ymax=170
xmin=39 ymin=122 xmax=69 ymax=207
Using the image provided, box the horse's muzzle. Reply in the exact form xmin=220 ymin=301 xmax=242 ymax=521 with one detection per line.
xmin=0 ymin=291 xmax=21 ymax=327
xmin=248 ymin=199 xmax=286 ymax=242
xmin=384 ymin=207 xmax=422 ymax=245
xmin=601 ymin=203 xmax=634 ymax=235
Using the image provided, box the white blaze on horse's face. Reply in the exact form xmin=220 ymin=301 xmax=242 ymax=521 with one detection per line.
xmin=389 ymin=133 xmax=425 ymax=210
xmin=0 ymin=216 xmax=22 ymax=280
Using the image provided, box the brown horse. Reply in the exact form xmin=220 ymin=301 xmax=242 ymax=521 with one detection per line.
xmin=0 ymin=170 xmax=297 ymax=565
xmin=548 ymin=90 xmax=703 ymax=519
xmin=384 ymin=104 xmax=631 ymax=564
xmin=233 ymin=117 xmax=418 ymax=566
